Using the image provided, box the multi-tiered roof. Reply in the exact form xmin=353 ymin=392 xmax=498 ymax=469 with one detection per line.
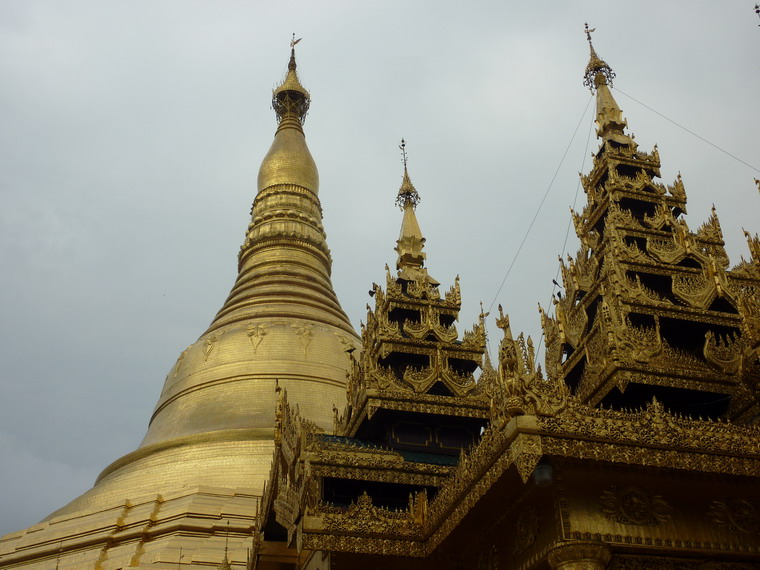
xmin=256 ymin=145 xmax=501 ymax=563
xmin=254 ymin=29 xmax=760 ymax=570
xmin=541 ymin=27 xmax=760 ymax=422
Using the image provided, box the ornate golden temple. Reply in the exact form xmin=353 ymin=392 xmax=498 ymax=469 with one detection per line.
xmin=2 ymin=30 xmax=760 ymax=570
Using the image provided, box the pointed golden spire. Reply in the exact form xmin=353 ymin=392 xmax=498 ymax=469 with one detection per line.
xmin=583 ymin=24 xmax=630 ymax=143
xmin=272 ymin=34 xmax=310 ymax=126
xmin=257 ymin=36 xmax=318 ymax=192
xmin=44 ymin=37 xmax=359 ymax=522
xmin=218 ymin=522 xmax=232 ymax=570
xmin=480 ymin=302 xmax=495 ymax=373
xmin=394 ymin=139 xmax=436 ymax=283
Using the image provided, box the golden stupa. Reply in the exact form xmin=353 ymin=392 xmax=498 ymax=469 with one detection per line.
xmin=4 ymin=27 xmax=760 ymax=570
xmin=0 ymin=43 xmax=358 ymax=569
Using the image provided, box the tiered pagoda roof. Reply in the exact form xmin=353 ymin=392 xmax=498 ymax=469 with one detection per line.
xmin=540 ymin=29 xmax=760 ymax=422
xmin=254 ymin=29 xmax=760 ymax=570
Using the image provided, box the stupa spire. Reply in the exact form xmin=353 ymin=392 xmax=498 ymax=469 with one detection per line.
xmin=41 ymin=38 xmax=359 ymax=523
xmin=583 ymin=23 xmax=629 ymax=142
xmin=272 ymin=34 xmax=310 ymax=127
xmin=394 ymin=139 xmax=434 ymax=283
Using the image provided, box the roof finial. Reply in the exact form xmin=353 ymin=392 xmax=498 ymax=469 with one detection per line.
xmin=583 ymin=23 xmax=615 ymax=91
xmin=395 ymin=138 xmax=420 ymax=209
xmin=289 ymin=33 xmax=302 ymax=70
xmin=218 ymin=521 xmax=232 ymax=569
xmin=272 ymin=35 xmax=310 ymax=124
xmin=584 ymin=22 xmax=595 ymax=43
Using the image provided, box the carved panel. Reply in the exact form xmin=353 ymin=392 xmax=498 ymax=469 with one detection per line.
xmin=512 ymin=506 xmax=540 ymax=554
xmin=709 ymin=497 xmax=760 ymax=535
xmin=599 ymin=486 xmax=672 ymax=525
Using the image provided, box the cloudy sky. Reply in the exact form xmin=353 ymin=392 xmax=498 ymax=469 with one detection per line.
xmin=1 ymin=1 xmax=759 ymax=536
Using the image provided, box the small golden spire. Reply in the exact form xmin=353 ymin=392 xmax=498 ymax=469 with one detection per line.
xmin=480 ymin=302 xmax=495 ymax=372
xmin=394 ymin=139 xmax=435 ymax=282
xmin=582 ymin=25 xmax=629 ymax=141
xmin=395 ymin=139 xmax=421 ymax=210
xmin=583 ymin=22 xmax=616 ymax=91
xmin=273 ymin=35 xmax=310 ymax=124
xmin=218 ymin=521 xmax=232 ymax=569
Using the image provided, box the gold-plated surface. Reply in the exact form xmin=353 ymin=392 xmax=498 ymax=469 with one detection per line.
xmin=256 ymin=154 xmax=499 ymax=565
xmin=254 ymin=32 xmax=760 ymax=570
xmin=5 ymin=31 xmax=760 ymax=570
xmin=0 ymin=44 xmax=357 ymax=569
xmin=540 ymin=36 xmax=760 ymax=420
xmin=57 ymin=42 xmax=358 ymax=517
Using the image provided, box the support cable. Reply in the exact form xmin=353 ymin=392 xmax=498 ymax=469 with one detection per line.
xmin=486 ymin=94 xmax=594 ymax=315
xmin=614 ymin=87 xmax=760 ymax=174
xmin=533 ymin=112 xmax=595 ymax=369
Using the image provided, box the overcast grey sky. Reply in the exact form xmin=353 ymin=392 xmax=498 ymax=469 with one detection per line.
xmin=1 ymin=1 xmax=759 ymax=536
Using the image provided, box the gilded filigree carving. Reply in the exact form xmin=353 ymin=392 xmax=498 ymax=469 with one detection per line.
xmin=408 ymin=490 xmax=428 ymax=526
xmin=647 ymin=235 xmax=686 ymax=265
xmin=643 ymin=204 xmax=675 ymax=230
xmin=599 ymin=485 xmax=672 ymax=525
xmin=696 ymin=207 xmax=724 ymax=244
xmin=703 ymin=331 xmax=742 ymax=374
xmin=511 ymin=434 xmax=543 ymax=484
xmin=672 ymin=273 xmax=715 ymax=309
xmin=319 ymin=492 xmax=423 ymax=539
xmin=492 ymin=305 xmax=569 ymax=424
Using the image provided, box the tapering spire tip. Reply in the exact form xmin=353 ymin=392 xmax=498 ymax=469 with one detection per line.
xmin=273 ymin=35 xmax=310 ymax=124
xmin=396 ymin=138 xmax=421 ymax=209
xmin=583 ymin=23 xmax=615 ymax=90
